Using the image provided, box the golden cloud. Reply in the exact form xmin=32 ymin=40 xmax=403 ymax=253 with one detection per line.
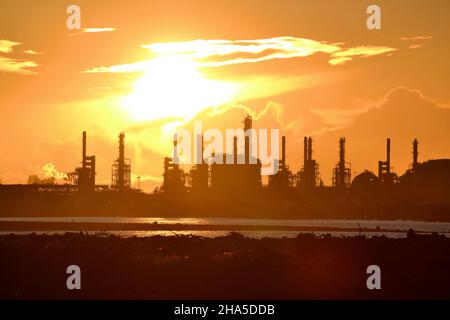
xmin=84 ymin=36 xmax=397 ymax=73
xmin=408 ymin=44 xmax=424 ymax=50
xmin=0 ymin=56 xmax=38 ymax=75
xmin=82 ymin=27 xmax=116 ymax=33
xmin=329 ymin=46 xmax=398 ymax=65
xmin=400 ymin=35 xmax=432 ymax=41
xmin=0 ymin=39 xmax=39 ymax=74
xmin=23 ymin=49 xmax=43 ymax=55
xmin=0 ymin=39 xmax=20 ymax=53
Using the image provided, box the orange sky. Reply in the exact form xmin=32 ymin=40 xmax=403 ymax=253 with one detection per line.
xmin=0 ymin=0 xmax=449 ymax=192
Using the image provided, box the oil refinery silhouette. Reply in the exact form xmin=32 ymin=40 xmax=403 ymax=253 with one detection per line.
xmin=1 ymin=115 xmax=450 ymax=220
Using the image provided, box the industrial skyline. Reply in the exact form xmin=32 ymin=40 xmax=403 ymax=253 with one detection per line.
xmin=1 ymin=114 xmax=448 ymax=201
xmin=1 ymin=1 xmax=449 ymax=193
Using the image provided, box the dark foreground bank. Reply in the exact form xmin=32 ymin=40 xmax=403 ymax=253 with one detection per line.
xmin=0 ymin=232 xmax=449 ymax=299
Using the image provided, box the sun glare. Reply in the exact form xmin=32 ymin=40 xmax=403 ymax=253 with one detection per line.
xmin=122 ymin=56 xmax=237 ymax=122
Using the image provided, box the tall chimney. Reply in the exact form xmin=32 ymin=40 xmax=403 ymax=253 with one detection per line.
xmin=339 ymin=137 xmax=345 ymax=186
xmin=118 ymin=132 xmax=125 ymax=191
xmin=244 ymin=115 xmax=252 ymax=164
xmin=82 ymin=131 xmax=87 ymax=168
xmin=201 ymin=134 xmax=204 ymax=165
xmin=244 ymin=115 xmax=252 ymax=131
xmin=172 ymin=133 xmax=179 ymax=164
xmin=281 ymin=136 xmax=286 ymax=170
xmin=339 ymin=137 xmax=345 ymax=165
xmin=413 ymin=139 xmax=418 ymax=170
xmin=233 ymin=136 xmax=238 ymax=164
xmin=386 ymin=138 xmax=391 ymax=174
xmin=303 ymin=137 xmax=308 ymax=168
xmin=119 ymin=132 xmax=125 ymax=162
xmin=308 ymin=137 xmax=313 ymax=162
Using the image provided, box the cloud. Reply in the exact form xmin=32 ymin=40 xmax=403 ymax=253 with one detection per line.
xmin=23 ymin=49 xmax=43 ymax=55
xmin=329 ymin=46 xmax=397 ymax=65
xmin=400 ymin=35 xmax=432 ymax=41
xmin=400 ymin=35 xmax=431 ymax=50
xmin=0 ymin=39 xmax=39 ymax=74
xmin=82 ymin=27 xmax=116 ymax=33
xmin=84 ymin=60 xmax=152 ymax=73
xmin=0 ymin=39 xmax=20 ymax=53
xmin=328 ymin=57 xmax=352 ymax=66
xmin=142 ymin=37 xmax=341 ymax=67
xmin=408 ymin=44 xmax=424 ymax=50
xmin=310 ymin=106 xmax=370 ymax=128
xmin=67 ymin=27 xmax=116 ymax=37
xmin=210 ymin=101 xmax=286 ymax=127
xmin=84 ymin=36 xmax=397 ymax=73
xmin=0 ymin=56 xmax=38 ymax=74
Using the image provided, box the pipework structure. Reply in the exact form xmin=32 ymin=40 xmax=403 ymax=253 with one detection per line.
xmin=75 ymin=131 xmax=96 ymax=193
xmin=378 ymin=138 xmax=397 ymax=185
xmin=162 ymin=134 xmax=186 ymax=193
xmin=332 ymin=137 xmax=351 ymax=190
xmin=269 ymin=136 xmax=293 ymax=189
xmin=111 ymin=132 xmax=131 ymax=191
xmin=210 ymin=115 xmax=262 ymax=194
xmin=297 ymin=136 xmax=320 ymax=190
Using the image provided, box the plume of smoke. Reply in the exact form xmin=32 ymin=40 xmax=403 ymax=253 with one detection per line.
xmin=27 ymin=163 xmax=68 ymax=185
xmin=40 ymin=163 xmax=68 ymax=180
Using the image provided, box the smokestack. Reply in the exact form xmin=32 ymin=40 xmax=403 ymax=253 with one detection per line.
xmin=245 ymin=137 xmax=249 ymax=164
xmin=200 ymin=134 xmax=204 ymax=165
xmin=308 ymin=137 xmax=313 ymax=162
xmin=244 ymin=115 xmax=252 ymax=164
xmin=386 ymin=138 xmax=391 ymax=174
xmin=82 ymin=131 xmax=87 ymax=168
xmin=244 ymin=115 xmax=252 ymax=131
xmin=303 ymin=137 xmax=308 ymax=167
xmin=338 ymin=137 xmax=346 ymax=188
xmin=281 ymin=136 xmax=286 ymax=170
xmin=172 ymin=133 xmax=179 ymax=164
xmin=119 ymin=132 xmax=125 ymax=163
xmin=339 ymin=137 xmax=345 ymax=165
xmin=118 ymin=132 xmax=125 ymax=191
xmin=413 ymin=139 xmax=418 ymax=169
xmin=233 ymin=136 xmax=238 ymax=164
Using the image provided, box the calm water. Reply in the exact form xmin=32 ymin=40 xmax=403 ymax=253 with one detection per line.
xmin=1 ymin=217 xmax=450 ymax=239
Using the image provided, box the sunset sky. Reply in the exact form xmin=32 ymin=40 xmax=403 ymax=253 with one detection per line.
xmin=0 ymin=0 xmax=449 ymax=191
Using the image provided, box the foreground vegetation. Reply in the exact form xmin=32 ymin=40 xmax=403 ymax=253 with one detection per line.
xmin=0 ymin=232 xmax=449 ymax=299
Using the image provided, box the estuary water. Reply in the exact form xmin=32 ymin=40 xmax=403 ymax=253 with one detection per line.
xmin=1 ymin=217 xmax=449 ymax=238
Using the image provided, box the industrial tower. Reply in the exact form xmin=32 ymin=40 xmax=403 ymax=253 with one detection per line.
xmin=297 ymin=136 xmax=320 ymax=190
xmin=75 ymin=131 xmax=96 ymax=193
xmin=111 ymin=132 xmax=131 ymax=191
xmin=269 ymin=136 xmax=293 ymax=189
xmin=378 ymin=138 xmax=397 ymax=185
xmin=332 ymin=137 xmax=351 ymax=190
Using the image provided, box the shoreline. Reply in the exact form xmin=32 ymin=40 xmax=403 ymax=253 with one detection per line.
xmin=1 ymin=220 xmax=449 ymax=235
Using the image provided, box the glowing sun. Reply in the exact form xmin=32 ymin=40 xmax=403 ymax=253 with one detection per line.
xmin=123 ymin=56 xmax=236 ymax=122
